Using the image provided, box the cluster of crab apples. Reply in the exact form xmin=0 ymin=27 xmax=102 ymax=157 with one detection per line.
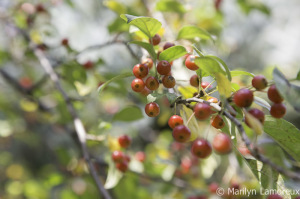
xmin=130 ymin=33 xmax=287 ymax=160
xmin=111 ymin=135 xmax=145 ymax=172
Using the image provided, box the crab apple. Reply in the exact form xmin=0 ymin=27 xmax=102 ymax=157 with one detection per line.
xmin=36 ymin=4 xmax=46 ymax=12
xmin=212 ymin=133 xmax=232 ymax=154
xmin=157 ymin=60 xmax=171 ymax=75
xmin=267 ymin=194 xmax=283 ymax=199
xmin=150 ymin=34 xmax=161 ymax=45
xmin=124 ymin=155 xmax=131 ymax=162
xmin=145 ymin=102 xmax=160 ymax=117
xmin=168 ymin=115 xmax=184 ymax=129
xmin=252 ymin=75 xmax=268 ymax=90
xmin=194 ymin=103 xmax=211 ymax=120
xmin=211 ymin=115 xmax=225 ymax=129
xmin=162 ymin=75 xmax=176 ymax=88
xmin=201 ymin=82 xmax=211 ymax=89
xmin=233 ymin=88 xmax=254 ymax=107
xmin=111 ymin=150 xmax=124 ymax=163
xmin=83 ymin=61 xmax=93 ymax=69
xmin=133 ymin=63 xmax=149 ymax=78
xmin=238 ymin=146 xmax=251 ymax=156
xmin=163 ymin=42 xmax=175 ymax=50
xmin=230 ymin=182 xmax=240 ymax=190
xmin=245 ymin=108 xmax=265 ymax=126
xmin=116 ymin=161 xmax=128 ymax=172
xmin=145 ymin=76 xmax=159 ymax=90
xmin=190 ymin=75 xmax=199 ymax=87
xmin=141 ymin=58 xmax=153 ymax=69
xmin=140 ymin=87 xmax=151 ymax=96
xmin=61 ymin=38 xmax=69 ymax=46
xmin=135 ymin=151 xmax=146 ymax=162
xmin=270 ymin=103 xmax=286 ymax=118
xmin=131 ymin=78 xmax=145 ymax=92
xmin=172 ymin=125 xmax=191 ymax=143
xmin=191 ymin=138 xmax=212 ymax=158
xmin=118 ymin=135 xmax=131 ymax=148
xmin=19 ymin=77 xmax=32 ymax=89
xmin=185 ymin=55 xmax=199 ymax=71
xmin=209 ymin=182 xmax=219 ymax=193
xmin=268 ymin=85 xmax=283 ymax=103
xmin=207 ymin=97 xmax=218 ymax=103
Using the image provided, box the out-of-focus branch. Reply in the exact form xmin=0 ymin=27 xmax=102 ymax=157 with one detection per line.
xmin=34 ymin=48 xmax=112 ymax=199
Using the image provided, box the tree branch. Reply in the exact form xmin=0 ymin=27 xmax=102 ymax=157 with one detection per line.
xmin=34 ymin=49 xmax=112 ymax=199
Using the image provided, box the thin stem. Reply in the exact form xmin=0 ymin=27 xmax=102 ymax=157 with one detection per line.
xmin=186 ymin=112 xmax=195 ymax=125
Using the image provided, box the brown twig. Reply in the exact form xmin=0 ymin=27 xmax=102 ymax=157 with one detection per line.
xmin=34 ymin=49 xmax=112 ymax=199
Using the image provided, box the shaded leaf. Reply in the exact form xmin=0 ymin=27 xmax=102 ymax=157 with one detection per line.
xmin=245 ymin=111 xmax=263 ymax=135
xmin=147 ymin=93 xmax=165 ymax=103
xmin=104 ymin=0 xmax=126 ymax=14
xmin=254 ymin=96 xmax=271 ymax=111
xmin=180 ymin=106 xmax=198 ymax=142
xmin=273 ymin=68 xmax=300 ymax=111
xmin=215 ymin=73 xmax=231 ymax=98
xmin=159 ymin=46 xmax=187 ymax=62
xmin=166 ymin=93 xmax=179 ymax=104
xmin=177 ymin=25 xmax=213 ymax=41
xmin=104 ymin=160 xmax=123 ymax=189
xmin=296 ymin=70 xmax=300 ymax=80
xmin=230 ymin=70 xmax=254 ymax=77
xmin=156 ymin=0 xmax=186 ymax=14
xmin=120 ymin=14 xmax=162 ymax=38
xmin=194 ymin=57 xmax=226 ymax=76
xmin=206 ymin=55 xmax=232 ymax=81
xmin=264 ymin=116 xmax=300 ymax=162
xmin=113 ymin=106 xmax=143 ymax=122
xmin=130 ymin=41 xmax=156 ymax=61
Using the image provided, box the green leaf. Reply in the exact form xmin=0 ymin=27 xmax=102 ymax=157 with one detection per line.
xmin=296 ymin=70 xmax=300 ymax=80
xmin=231 ymin=83 xmax=240 ymax=92
xmin=194 ymin=57 xmax=226 ymax=76
xmin=254 ymin=96 xmax=271 ymax=110
xmin=180 ymin=106 xmax=199 ymax=141
xmin=166 ymin=93 xmax=179 ymax=104
xmin=177 ymin=86 xmax=198 ymax=99
xmin=215 ymin=73 xmax=232 ymax=98
xmin=273 ymin=68 xmax=300 ymax=111
xmin=113 ymin=106 xmax=143 ymax=122
xmin=98 ymin=72 xmax=133 ymax=94
xmin=120 ymin=14 xmax=162 ymax=38
xmin=62 ymin=61 xmax=87 ymax=84
xmin=246 ymin=159 xmax=259 ymax=179
xmin=104 ymin=0 xmax=126 ymax=14
xmin=177 ymin=25 xmax=213 ymax=41
xmin=156 ymin=0 xmax=186 ymax=14
xmin=230 ymin=70 xmax=254 ymax=77
xmin=104 ymin=159 xmax=123 ymax=189
xmin=130 ymin=41 xmax=156 ymax=61
xmin=264 ymin=116 xmax=300 ymax=162
xmin=159 ymin=46 xmax=187 ymax=62
xmin=147 ymin=93 xmax=165 ymax=103
xmin=108 ymin=17 xmax=129 ymax=33
xmin=206 ymin=55 xmax=232 ymax=81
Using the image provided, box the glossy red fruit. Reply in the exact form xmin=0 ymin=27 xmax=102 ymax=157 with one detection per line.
xmin=190 ymin=75 xmax=199 ymax=87
xmin=252 ymin=75 xmax=268 ymax=90
xmin=36 ymin=4 xmax=46 ymax=12
xmin=209 ymin=182 xmax=219 ymax=193
xmin=141 ymin=58 xmax=153 ymax=69
xmin=163 ymin=42 xmax=175 ymax=50
xmin=238 ymin=146 xmax=251 ymax=156
xmin=233 ymin=88 xmax=254 ymax=107
xmin=185 ymin=55 xmax=199 ymax=71
xmin=124 ymin=155 xmax=131 ymax=162
xmin=270 ymin=103 xmax=286 ymax=118
xmin=245 ymin=108 xmax=265 ymax=126
xmin=135 ymin=151 xmax=146 ymax=162
xmin=145 ymin=102 xmax=160 ymax=117
xmin=172 ymin=125 xmax=191 ymax=143
xmin=194 ymin=103 xmax=211 ymax=120
xmin=162 ymin=75 xmax=176 ymax=88
xmin=191 ymin=138 xmax=212 ymax=158
xmin=168 ymin=115 xmax=184 ymax=129
xmin=131 ymin=78 xmax=145 ymax=92
xmin=83 ymin=61 xmax=93 ymax=69
xmin=230 ymin=182 xmax=240 ymax=190
xmin=133 ymin=64 xmax=149 ymax=78
xmin=267 ymin=194 xmax=283 ymax=199
xmin=145 ymin=76 xmax=159 ymax=90
xmin=150 ymin=34 xmax=161 ymax=45
xmin=201 ymin=82 xmax=211 ymax=89
xmin=211 ymin=115 xmax=225 ymax=129
xmin=212 ymin=133 xmax=232 ymax=154
xmin=116 ymin=161 xmax=128 ymax=172
xmin=112 ymin=151 xmax=124 ymax=162
xmin=268 ymin=85 xmax=283 ymax=103
xmin=61 ymin=38 xmax=69 ymax=46
xmin=118 ymin=135 xmax=131 ymax=148
xmin=157 ymin=60 xmax=171 ymax=75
